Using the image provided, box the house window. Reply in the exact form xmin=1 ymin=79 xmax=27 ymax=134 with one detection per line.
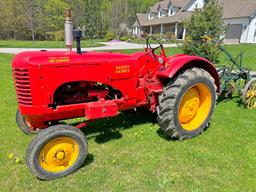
xmin=148 ymin=11 xmax=153 ymax=20
xmin=158 ymin=8 xmax=164 ymax=18
xmin=168 ymin=5 xmax=175 ymax=16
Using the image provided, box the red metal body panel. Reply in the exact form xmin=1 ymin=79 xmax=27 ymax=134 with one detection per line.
xmin=12 ymin=50 xmax=219 ymax=130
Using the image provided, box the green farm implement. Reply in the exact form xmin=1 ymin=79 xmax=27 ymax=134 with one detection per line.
xmin=217 ymin=45 xmax=256 ymax=108
xmin=190 ymin=43 xmax=256 ymax=108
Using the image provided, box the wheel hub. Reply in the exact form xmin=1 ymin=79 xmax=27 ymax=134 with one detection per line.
xmin=183 ymin=98 xmax=200 ymax=119
xmin=179 ymin=87 xmax=200 ymax=124
xmin=39 ymin=137 xmax=79 ymax=172
xmin=55 ymin=150 xmax=66 ymax=161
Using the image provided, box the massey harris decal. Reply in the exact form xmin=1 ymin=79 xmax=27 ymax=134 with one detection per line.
xmin=115 ymin=65 xmax=130 ymax=74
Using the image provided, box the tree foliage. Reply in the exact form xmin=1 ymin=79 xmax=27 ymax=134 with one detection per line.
xmin=0 ymin=0 xmax=158 ymax=40
xmin=180 ymin=0 xmax=225 ymax=63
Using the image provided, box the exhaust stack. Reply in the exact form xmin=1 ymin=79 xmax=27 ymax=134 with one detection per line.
xmin=64 ymin=9 xmax=73 ymax=51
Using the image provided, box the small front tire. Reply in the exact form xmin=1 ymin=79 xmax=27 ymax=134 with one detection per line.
xmin=26 ymin=125 xmax=88 ymax=180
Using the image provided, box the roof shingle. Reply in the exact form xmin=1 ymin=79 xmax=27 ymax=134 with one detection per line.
xmin=218 ymin=0 xmax=256 ymax=19
xmin=150 ymin=0 xmax=190 ymax=12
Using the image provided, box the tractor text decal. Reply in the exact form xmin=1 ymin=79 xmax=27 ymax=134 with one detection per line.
xmin=115 ymin=65 xmax=130 ymax=74
xmin=48 ymin=56 xmax=70 ymax=63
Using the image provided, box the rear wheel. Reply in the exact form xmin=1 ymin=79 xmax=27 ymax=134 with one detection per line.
xmin=157 ymin=67 xmax=216 ymax=140
xmin=26 ymin=125 xmax=88 ymax=180
xmin=16 ymin=109 xmax=39 ymax=134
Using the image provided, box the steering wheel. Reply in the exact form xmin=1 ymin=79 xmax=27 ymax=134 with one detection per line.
xmin=146 ymin=36 xmax=167 ymax=61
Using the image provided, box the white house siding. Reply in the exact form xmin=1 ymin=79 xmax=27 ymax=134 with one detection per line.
xmin=247 ymin=16 xmax=256 ymax=43
xmin=187 ymin=0 xmax=205 ymax=11
xmin=224 ymin=18 xmax=249 ymax=43
xmin=224 ymin=17 xmax=256 ymax=43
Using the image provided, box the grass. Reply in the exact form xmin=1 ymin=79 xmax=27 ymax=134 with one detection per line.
xmin=0 ymin=39 xmax=104 ymax=48
xmin=0 ymin=44 xmax=256 ymax=191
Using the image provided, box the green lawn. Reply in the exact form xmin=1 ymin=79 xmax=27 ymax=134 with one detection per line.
xmin=0 ymin=39 xmax=104 ymax=48
xmin=0 ymin=45 xmax=256 ymax=191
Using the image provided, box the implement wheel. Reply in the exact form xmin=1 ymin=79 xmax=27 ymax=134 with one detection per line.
xmin=16 ymin=109 xmax=39 ymax=134
xmin=242 ymin=78 xmax=256 ymax=109
xmin=26 ymin=125 xmax=88 ymax=180
xmin=157 ymin=67 xmax=216 ymax=140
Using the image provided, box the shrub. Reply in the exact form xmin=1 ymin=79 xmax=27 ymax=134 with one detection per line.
xmin=120 ymin=36 xmax=128 ymax=41
xmin=47 ymin=30 xmax=65 ymax=41
xmin=154 ymin=33 xmax=161 ymax=40
xmin=164 ymin=32 xmax=175 ymax=40
xmin=179 ymin=0 xmax=225 ymax=63
xmin=140 ymin=32 xmax=148 ymax=40
xmin=105 ymin=31 xmax=115 ymax=41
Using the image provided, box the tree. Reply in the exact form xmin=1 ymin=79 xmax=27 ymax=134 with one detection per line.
xmin=0 ymin=0 xmax=159 ymax=40
xmin=179 ymin=0 xmax=225 ymax=63
xmin=71 ymin=0 xmax=102 ymax=39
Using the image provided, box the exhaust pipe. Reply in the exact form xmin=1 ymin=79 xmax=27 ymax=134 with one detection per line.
xmin=64 ymin=9 xmax=73 ymax=51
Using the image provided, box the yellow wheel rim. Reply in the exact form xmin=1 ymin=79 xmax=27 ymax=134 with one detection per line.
xmin=245 ymin=82 xmax=256 ymax=109
xmin=178 ymin=83 xmax=212 ymax=131
xmin=39 ymin=137 xmax=79 ymax=172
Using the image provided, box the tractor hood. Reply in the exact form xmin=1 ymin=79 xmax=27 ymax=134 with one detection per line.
xmin=12 ymin=51 xmax=145 ymax=68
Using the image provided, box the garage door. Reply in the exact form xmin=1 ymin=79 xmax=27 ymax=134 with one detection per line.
xmin=225 ymin=24 xmax=243 ymax=44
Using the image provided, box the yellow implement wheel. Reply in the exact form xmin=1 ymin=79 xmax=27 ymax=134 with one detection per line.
xmin=26 ymin=125 xmax=87 ymax=180
xmin=157 ymin=67 xmax=216 ymax=140
xmin=242 ymin=78 xmax=256 ymax=109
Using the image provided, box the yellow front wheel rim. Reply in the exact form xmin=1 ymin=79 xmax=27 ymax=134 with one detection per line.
xmin=39 ymin=137 xmax=79 ymax=172
xmin=179 ymin=83 xmax=212 ymax=131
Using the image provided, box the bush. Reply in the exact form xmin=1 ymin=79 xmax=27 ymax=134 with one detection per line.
xmin=164 ymin=32 xmax=175 ymax=40
xmin=140 ymin=33 xmax=148 ymax=40
xmin=120 ymin=37 xmax=128 ymax=41
xmin=154 ymin=33 xmax=161 ymax=40
xmin=47 ymin=30 xmax=65 ymax=41
xmin=105 ymin=31 xmax=115 ymax=41
xmin=179 ymin=0 xmax=225 ymax=63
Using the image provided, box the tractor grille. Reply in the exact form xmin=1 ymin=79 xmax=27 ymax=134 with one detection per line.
xmin=14 ymin=69 xmax=32 ymax=105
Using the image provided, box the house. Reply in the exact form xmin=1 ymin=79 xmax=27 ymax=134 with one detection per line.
xmin=133 ymin=0 xmax=256 ymax=43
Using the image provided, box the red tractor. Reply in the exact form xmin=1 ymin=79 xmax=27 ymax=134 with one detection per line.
xmin=12 ymin=11 xmax=219 ymax=180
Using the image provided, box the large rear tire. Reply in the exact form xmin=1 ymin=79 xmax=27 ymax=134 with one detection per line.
xmin=26 ymin=125 xmax=88 ymax=180
xmin=157 ymin=67 xmax=216 ymax=140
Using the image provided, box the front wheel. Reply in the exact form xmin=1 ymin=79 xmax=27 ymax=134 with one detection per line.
xmin=157 ymin=67 xmax=216 ymax=140
xmin=26 ymin=125 xmax=88 ymax=180
xmin=16 ymin=109 xmax=39 ymax=134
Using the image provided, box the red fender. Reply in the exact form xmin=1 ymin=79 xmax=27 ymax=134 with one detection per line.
xmin=157 ymin=54 xmax=220 ymax=92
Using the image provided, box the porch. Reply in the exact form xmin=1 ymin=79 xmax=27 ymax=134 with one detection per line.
xmin=134 ymin=23 xmax=186 ymax=40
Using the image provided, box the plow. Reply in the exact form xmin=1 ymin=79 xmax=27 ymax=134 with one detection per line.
xmin=191 ymin=41 xmax=256 ymax=108
xmin=217 ymin=45 xmax=256 ymax=108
